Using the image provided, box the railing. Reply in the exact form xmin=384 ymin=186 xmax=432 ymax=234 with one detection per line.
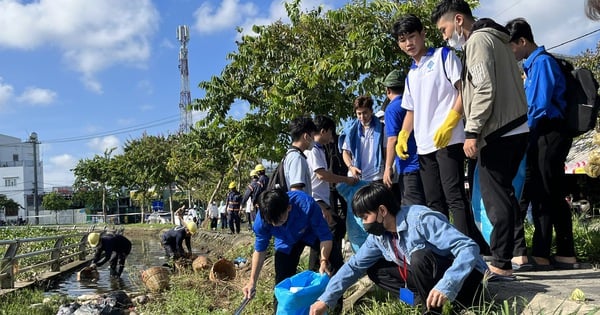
xmin=0 ymin=225 xmax=121 ymax=289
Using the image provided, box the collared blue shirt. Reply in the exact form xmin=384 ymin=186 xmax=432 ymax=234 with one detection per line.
xmin=316 ymin=204 xmax=488 ymax=307
xmin=252 ymin=190 xmax=332 ymax=254
xmin=384 ymin=95 xmax=419 ymax=174
xmin=523 ymin=46 xmax=567 ymax=129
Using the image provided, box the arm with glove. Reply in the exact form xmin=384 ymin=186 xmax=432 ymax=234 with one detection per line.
xmin=433 ymin=90 xmax=464 ymax=149
xmin=395 ymin=111 xmax=414 ymax=160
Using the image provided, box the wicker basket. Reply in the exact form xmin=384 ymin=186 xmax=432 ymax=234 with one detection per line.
xmin=141 ymin=266 xmax=171 ymax=292
xmin=192 ymin=255 xmax=212 ymax=272
xmin=77 ymin=266 xmax=99 ymax=281
xmin=209 ymin=258 xmax=236 ymax=282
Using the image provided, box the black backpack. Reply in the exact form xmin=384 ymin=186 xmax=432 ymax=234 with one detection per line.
xmin=266 ymin=147 xmax=302 ymax=192
xmin=545 ymin=52 xmax=600 ymax=137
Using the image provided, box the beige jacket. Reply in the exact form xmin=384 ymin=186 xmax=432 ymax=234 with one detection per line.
xmin=461 ymin=27 xmax=528 ymax=148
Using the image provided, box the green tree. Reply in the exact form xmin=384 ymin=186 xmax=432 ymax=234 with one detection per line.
xmin=41 ymin=192 xmax=71 ymax=224
xmin=0 ymin=195 xmax=21 ymax=218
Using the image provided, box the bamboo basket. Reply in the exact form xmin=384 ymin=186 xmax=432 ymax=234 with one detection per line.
xmin=141 ymin=266 xmax=170 ymax=292
xmin=192 ymin=255 xmax=212 ymax=272
xmin=209 ymin=258 xmax=236 ymax=282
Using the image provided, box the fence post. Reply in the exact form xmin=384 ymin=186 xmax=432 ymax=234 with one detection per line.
xmin=0 ymin=242 xmax=20 ymax=289
xmin=79 ymin=234 xmax=89 ymax=261
xmin=51 ymin=236 xmax=65 ymax=272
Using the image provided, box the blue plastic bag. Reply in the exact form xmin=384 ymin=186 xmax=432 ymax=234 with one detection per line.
xmin=336 ymin=181 xmax=370 ymax=253
xmin=274 ymin=270 xmax=330 ymax=315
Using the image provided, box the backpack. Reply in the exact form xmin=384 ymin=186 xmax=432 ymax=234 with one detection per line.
xmin=266 ymin=147 xmax=301 ymax=192
xmin=544 ymin=52 xmax=600 ymax=137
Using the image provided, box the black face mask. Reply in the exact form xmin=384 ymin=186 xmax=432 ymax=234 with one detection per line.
xmin=363 ymin=213 xmax=386 ymax=236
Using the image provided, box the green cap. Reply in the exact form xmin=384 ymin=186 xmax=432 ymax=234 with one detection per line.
xmin=383 ymin=70 xmax=405 ymax=88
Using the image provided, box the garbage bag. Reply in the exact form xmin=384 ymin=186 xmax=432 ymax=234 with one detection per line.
xmin=56 ymin=302 xmax=81 ymax=315
xmin=336 ymin=180 xmax=370 ymax=253
xmin=72 ymin=303 xmax=123 ymax=315
xmin=103 ymin=290 xmax=132 ymax=309
xmin=275 ymin=270 xmax=330 ymax=315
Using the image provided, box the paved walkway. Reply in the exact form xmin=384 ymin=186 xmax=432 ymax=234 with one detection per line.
xmin=487 ymin=265 xmax=600 ymax=314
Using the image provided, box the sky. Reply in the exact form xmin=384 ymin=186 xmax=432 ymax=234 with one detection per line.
xmin=0 ymin=0 xmax=597 ymax=191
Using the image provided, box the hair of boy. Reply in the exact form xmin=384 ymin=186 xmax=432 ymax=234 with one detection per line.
xmin=505 ymin=18 xmax=535 ymax=44
xmin=313 ymin=115 xmax=336 ymax=133
xmin=431 ymin=0 xmax=473 ymax=24
xmin=257 ymin=188 xmax=289 ymax=224
xmin=391 ymin=14 xmax=423 ymax=40
xmin=353 ymin=95 xmax=374 ymax=112
xmin=352 ymin=182 xmax=400 ymax=218
xmin=289 ymin=116 xmax=317 ymax=141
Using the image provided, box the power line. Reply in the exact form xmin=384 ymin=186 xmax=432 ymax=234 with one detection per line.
xmin=546 ymin=28 xmax=600 ymax=51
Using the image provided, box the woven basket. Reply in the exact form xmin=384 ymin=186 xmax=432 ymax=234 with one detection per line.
xmin=209 ymin=258 xmax=236 ymax=282
xmin=192 ymin=255 xmax=212 ymax=272
xmin=141 ymin=266 xmax=170 ymax=292
xmin=77 ymin=266 xmax=99 ymax=281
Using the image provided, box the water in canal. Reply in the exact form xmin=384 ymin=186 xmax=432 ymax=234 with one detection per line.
xmin=48 ymin=236 xmax=167 ymax=297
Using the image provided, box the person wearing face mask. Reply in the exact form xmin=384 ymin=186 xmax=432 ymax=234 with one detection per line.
xmin=392 ymin=14 xmax=489 ymax=256
xmin=242 ymin=188 xmax=333 ymax=314
xmin=431 ymin=0 xmax=529 ymax=280
xmin=283 ymin=116 xmax=319 ymax=195
xmin=309 ymin=182 xmax=487 ymax=315
xmin=340 ymin=95 xmax=385 ymax=182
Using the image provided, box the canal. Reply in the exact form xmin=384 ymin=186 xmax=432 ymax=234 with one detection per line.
xmin=48 ymin=236 xmax=166 ymax=297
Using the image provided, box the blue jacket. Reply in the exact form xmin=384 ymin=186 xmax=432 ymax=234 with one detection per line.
xmin=338 ymin=117 xmax=384 ymax=173
xmin=523 ymin=46 xmax=567 ymax=130
xmin=162 ymin=227 xmax=191 ymax=256
xmin=252 ymin=190 xmax=332 ymax=255
xmin=317 ymin=204 xmax=487 ymax=307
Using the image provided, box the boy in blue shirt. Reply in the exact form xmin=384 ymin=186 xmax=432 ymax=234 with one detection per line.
xmin=242 ymin=189 xmax=333 ymax=313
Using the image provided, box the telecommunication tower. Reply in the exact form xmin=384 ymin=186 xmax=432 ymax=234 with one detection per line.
xmin=177 ymin=25 xmax=193 ymax=133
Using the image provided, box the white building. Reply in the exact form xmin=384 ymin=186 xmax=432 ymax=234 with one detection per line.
xmin=0 ymin=133 xmax=43 ymax=223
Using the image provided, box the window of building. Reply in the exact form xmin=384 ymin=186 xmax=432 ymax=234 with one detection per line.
xmin=12 ymin=154 xmax=18 ymax=162
xmin=4 ymin=178 xmax=17 ymax=187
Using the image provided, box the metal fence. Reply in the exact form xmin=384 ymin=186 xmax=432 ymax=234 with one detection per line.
xmin=0 ymin=225 xmax=117 ymax=289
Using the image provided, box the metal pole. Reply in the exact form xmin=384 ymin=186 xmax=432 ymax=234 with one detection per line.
xmin=30 ymin=132 xmax=39 ymax=225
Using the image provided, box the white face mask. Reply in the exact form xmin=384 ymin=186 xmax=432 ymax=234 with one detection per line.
xmin=447 ymin=21 xmax=465 ymax=50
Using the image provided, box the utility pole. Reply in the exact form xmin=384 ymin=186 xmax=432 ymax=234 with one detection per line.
xmin=29 ymin=132 xmax=39 ymax=225
xmin=177 ymin=25 xmax=192 ymax=133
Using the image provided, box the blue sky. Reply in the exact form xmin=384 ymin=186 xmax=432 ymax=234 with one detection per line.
xmin=0 ymin=0 xmax=597 ymax=190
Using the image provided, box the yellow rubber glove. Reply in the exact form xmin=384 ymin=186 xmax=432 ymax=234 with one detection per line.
xmin=433 ymin=109 xmax=462 ymax=148
xmin=395 ymin=130 xmax=410 ymax=160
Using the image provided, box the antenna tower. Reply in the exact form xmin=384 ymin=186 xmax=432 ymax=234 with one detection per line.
xmin=177 ymin=25 xmax=193 ymax=133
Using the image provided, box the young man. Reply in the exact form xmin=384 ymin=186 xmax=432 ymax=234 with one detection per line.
xmin=305 ymin=115 xmax=358 ymax=274
xmin=88 ymin=232 xmax=132 ymax=279
xmin=284 ymin=116 xmax=318 ymax=194
xmin=382 ymin=69 xmax=425 ymax=206
xmin=432 ymin=0 xmax=529 ymax=278
xmin=208 ymin=201 xmax=219 ymax=231
xmin=225 ymin=181 xmax=242 ymax=234
xmin=161 ymin=221 xmax=197 ymax=260
xmin=242 ymin=189 xmax=333 ymax=313
xmin=505 ymin=18 xmax=577 ymax=269
xmin=393 ymin=14 xmax=488 ymax=252
xmin=340 ymin=95 xmax=385 ymax=182
xmin=242 ymin=170 xmax=261 ymax=230
xmin=309 ymin=183 xmax=487 ymax=315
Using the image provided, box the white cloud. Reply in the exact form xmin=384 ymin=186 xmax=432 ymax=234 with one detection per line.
xmin=86 ymin=136 xmax=122 ymax=155
xmin=193 ymin=0 xmax=258 ymax=33
xmin=0 ymin=78 xmax=14 ymax=107
xmin=0 ymin=0 xmax=160 ymax=93
xmin=17 ymin=87 xmax=57 ymax=105
xmin=43 ymin=154 xmax=77 ymax=188
xmin=193 ymin=0 xmax=336 ymax=37
xmin=474 ymin=1 xmax=599 ymax=55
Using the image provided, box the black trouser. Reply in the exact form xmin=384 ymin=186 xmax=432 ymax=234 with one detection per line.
xmin=228 ymin=210 xmax=241 ymax=234
xmin=220 ymin=213 xmax=227 ymax=229
xmin=529 ymin=123 xmax=575 ymax=259
xmin=210 ymin=217 xmax=218 ymax=230
xmin=478 ymin=133 xmax=528 ymax=270
xmin=419 ymin=144 xmax=489 ymax=254
xmin=274 ymin=241 xmax=320 ymax=313
xmin=245 ymin=212 xmax=253 ymax=229
xmin=398 ymin=171 xmax=426 ymax=206
xmin=366 ymin=249 xmax=484 ymax=313
xmin=109 ymin=245 xmax=131 ymax=278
